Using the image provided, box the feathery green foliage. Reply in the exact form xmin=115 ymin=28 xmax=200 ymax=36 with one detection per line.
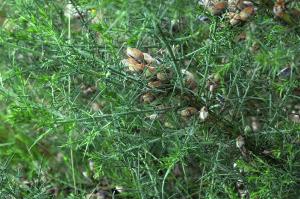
xmin=0 ymin=0 xmax=299 ymax=198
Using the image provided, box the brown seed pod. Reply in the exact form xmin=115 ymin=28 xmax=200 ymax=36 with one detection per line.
xmin=228 ymin=0 xmax=253 ymax=11
xmin=207 ymin=74 xmax=221 ymax=92
xmin=227 ymin=11 xmax=236 ymax=18
xmin=209 ymin=1 xmax=228 ymax=15
xmin=239 ymin=6 xmax=254 ymax=21
xmin=143 ymin=53 xmax=155 ymax=64
xmin=186 ymin=78 xmax=198 ymax=90
xmin=273 ymin=0 xmax=286 ymax=18
xmin=126 ymin=47 xmax=144 ymax=62
xmin=143 ymin=53 xmax=160 ymax=65
xmin=144 ymin=66 xmax=156 ymax=78
xmin=141 ymin=93 xmax=155 ymax=103
xmin=144 ymin=65 xmax=157 ymax=77
xmin=229 ymin=13 xmax=242 ymax=26
xmin=91 ymin=102 xmax=101 ymax=112
xmin=157 ymin=71 xmax=172 ymax=82
xmin=199 ymin=106 xmax=209 ymax=121
xmin=180 ymin=107 xmax=198 ymax=118
xmin=81 ymin=85 xmax=97 ymax=95
xmin=148 ymin=80 xmax=162 ymax=88
xmin=122 ymin=57 xmax=145 ymax=72
xmin=236 ymin=135 xmax=245 ymax=149
xmin=181 ymin=69 xmax=197 ymax=90
xmin=237 ymin=0 xmax=254 ymax=10
xmin=156 ymin=72 xmax=168 ymax=81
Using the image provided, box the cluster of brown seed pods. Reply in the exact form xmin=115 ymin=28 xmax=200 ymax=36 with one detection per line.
xmin=122 ymin=47 xmax=167 ymax=104
xmin=202 ymin=0 xmax=300 ymax=26
xmin=199 ymin=0 xmax=256 ymax=26
xmin=227 ymin=0 xmax=256 ymax=26
xmin=122 ymin=47 xmax=210 ymax=124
